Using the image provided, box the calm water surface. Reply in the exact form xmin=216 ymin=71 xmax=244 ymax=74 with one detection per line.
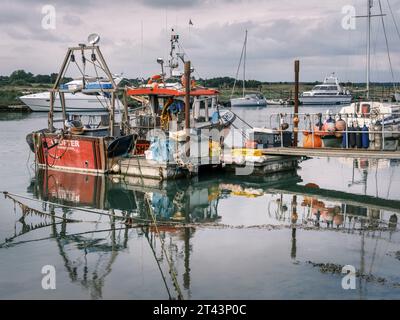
xmin=0 ymin=107 xmax=399 ymax=299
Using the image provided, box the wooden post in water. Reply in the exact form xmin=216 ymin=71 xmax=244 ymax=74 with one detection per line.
xmin=293 ymin=60 xmax=300 ymax=147
xmin=184 ymin=61 xmax=191 ymax=157
xmin=291 ymin=195 xmax=298 ymax=260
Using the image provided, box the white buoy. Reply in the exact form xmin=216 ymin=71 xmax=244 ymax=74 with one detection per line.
xmin=111 ymin=163 xmax=120 ymax=173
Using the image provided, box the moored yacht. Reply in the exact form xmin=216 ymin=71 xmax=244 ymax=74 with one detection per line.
xmin=230 ymin=30 xmax=267 ymax=108
xmin=19 ymin=76 xmax=123 ymax=112
xmin=230 ymin=93 xmax=267 ymax=107
xmin=300 ymin=74 xmax=352 ymax=105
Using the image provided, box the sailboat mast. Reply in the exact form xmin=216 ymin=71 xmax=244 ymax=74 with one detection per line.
xmin=243 ymin=30 xmax=247 ymax=98
xmin=366 ymin=0 xmax=372 ymax=99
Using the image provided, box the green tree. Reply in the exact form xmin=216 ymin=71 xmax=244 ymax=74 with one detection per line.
xmin=9 ymin=70 xmax=34 ymax=82
xmin=34 ymin=74 xmax=51 ymax=83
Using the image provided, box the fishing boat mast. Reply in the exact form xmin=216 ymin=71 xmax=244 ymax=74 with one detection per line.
xmin=367 ymin=0 xmax=372 ymax=99
xmin=356 ymin=0 xmax=386 ymax=99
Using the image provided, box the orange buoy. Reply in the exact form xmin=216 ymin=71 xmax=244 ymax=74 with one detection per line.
xmin=305 ymin=183 xmax=320 ymax=189
xmin=303 ymin=132 xmax=322 ymax=148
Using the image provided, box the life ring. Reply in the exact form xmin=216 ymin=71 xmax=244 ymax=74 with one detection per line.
xmin=148 ymin=74 xmax=162 ymax=85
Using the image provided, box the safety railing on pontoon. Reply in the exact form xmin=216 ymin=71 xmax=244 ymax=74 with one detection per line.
xmin=267 ymin=112 xmax=400 ymax=151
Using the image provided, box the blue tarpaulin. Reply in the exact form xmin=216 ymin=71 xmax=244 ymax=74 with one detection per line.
xmin=148 ymin=137 xmax=176 ymax=163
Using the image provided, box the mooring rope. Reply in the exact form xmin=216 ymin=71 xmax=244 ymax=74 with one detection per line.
xmin=3 ymin=191 xmax=126 ymax=221
xmin=3 ymin=192 xmax=80 ymax=223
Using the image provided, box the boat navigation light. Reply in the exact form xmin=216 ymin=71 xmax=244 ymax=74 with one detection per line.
xmin=88 ymin=33 xmax=100 ymax=45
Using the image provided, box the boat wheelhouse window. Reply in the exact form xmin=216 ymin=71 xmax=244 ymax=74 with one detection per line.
xmin=313 ymin=85 xmax=338 ymax=91
xmin=315 ymin=92 xmax=337 ymax=96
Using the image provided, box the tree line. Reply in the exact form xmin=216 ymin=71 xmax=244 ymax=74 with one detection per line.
xmin=0 ymin=70 xmax=74 ymax=87
xmin=0 ymin=70 xmax=268 ymax=88
xmin=3 ymin=69 xmax=388 ymax=88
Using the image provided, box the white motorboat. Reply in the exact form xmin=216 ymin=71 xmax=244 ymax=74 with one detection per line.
xmin=300 ymin=74 xmax=352 ymax=105
xmin=19 ymin=77 xmax=123 ymax=112
xmin=395 ymin=92 xmax=400 ymax=102
xmin=339 ymin=101 xmax=400 ymax=127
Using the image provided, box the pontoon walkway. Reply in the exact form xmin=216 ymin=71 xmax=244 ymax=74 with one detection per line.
xmin=262 ymin=147 xmax=400 ymax=160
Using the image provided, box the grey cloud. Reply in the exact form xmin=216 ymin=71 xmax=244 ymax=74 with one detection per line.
xmin=139 ymin=0 xmax=202 ymax=7
xmin=136 ymin=0 xmax=244 ymax=9
xmin=62 ymin=14 xmax=82 ymax=26
xmin=1 ymin=0 xmax=400 ymax=82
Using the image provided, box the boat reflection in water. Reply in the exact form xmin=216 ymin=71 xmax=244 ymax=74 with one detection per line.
xmin=8 ymin=168 xmax=398 ymax=299
xmin=27 ymin=168 xmax=304 ymax=224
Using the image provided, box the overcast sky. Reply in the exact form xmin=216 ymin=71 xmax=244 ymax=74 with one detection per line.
xmin=1 ymin=0 xmax=400 ymax=81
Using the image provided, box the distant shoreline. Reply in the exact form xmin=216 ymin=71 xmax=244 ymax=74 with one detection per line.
xmin=0 ymin=81 xmax=397 ymax=112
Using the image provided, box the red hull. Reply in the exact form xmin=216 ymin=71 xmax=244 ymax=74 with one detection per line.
xmin=34 ymin=133 xmax=108 ymax=173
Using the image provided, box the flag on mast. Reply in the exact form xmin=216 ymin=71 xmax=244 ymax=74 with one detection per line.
xmin=189 ymin=19 xmax=193 ymax=25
